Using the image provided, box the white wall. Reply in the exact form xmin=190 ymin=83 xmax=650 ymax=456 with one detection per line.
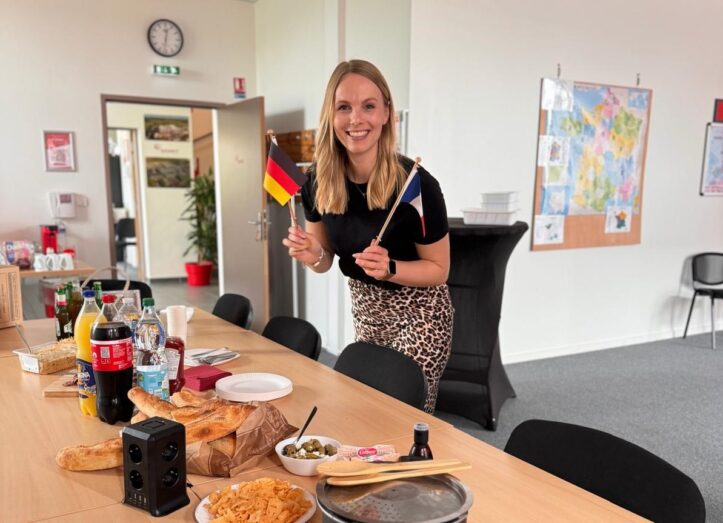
xmin=409 ymin=0 xmax=723 ymax=362
xmin=0 ymin=0 xmax=256 ymax=271
xmin=255 ymin=0 xmax=329 ymax=133
xmin=107 ymin=103 xmax=194 ymax=278
xmin=345 ymin=0 xmax=411 ymax=111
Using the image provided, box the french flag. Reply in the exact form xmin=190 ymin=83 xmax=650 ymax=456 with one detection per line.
xmin=399 ymin=165 xmax=425 ymax=237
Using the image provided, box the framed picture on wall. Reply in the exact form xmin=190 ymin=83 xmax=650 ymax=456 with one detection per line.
xmin=714 ymin=99 xmax=723 ymax=123
xmin=43 ymin=131 xmax=76 ymax=171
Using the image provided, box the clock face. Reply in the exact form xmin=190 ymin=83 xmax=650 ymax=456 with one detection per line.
xmin=147 ymin=19 xmax=184 ymax=57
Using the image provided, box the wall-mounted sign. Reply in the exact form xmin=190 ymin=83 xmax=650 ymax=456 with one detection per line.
xmin=153 ymin=65 xmax=180 ymax=76
xmin=233 ymin=77 xmax=246 ymax=99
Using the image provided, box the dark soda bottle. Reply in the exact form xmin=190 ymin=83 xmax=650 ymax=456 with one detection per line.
xmin=165 ymin=336 xmax=186 ymax=394
xmin=90 ymin=321 xmax=134 ymax=424
xmin=408 ymin=422 xmax=433 ymax=460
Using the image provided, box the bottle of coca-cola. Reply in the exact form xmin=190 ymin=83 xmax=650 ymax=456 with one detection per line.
xmin=90 ymin=320 xmax=134 ymax=424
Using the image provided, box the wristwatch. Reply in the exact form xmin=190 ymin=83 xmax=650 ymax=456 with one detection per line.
xmin=380 ymin=260 xmax=396 ymax=281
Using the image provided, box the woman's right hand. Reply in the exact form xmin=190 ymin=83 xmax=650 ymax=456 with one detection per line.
xmin=282 ymin=225 xmax=322 ymax=265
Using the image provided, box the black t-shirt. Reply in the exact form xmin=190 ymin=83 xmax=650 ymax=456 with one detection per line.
xmin=301 ymin=155 xmax=449 ymax=289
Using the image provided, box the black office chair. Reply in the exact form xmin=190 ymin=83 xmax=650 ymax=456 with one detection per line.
xmin=334 ymin=342 xmax=427 ymax=410
xmin=84 ymin=279 xmax=153 ymax=300
xmin=505 ymin=420 xmax=706 ymax=523
xmin=262 ymin=316 xmax=322 ymax=360
xmin=212 ymin=293 xmax=253 ymax=329
xmin=115 ymin=218 xmax=136 ymax=263
xmin=683 ymin=252 xmax=723 ymax=349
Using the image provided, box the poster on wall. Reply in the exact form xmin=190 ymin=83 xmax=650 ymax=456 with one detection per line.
xmin=531 ymin=79 xmax=653 ymax=251
xmin=713 ymin=99 xmax=723 ymax=123
xmin=144 ymin=115 xmax=190 ymax=141
xmin=43 ymin=131 xmax=76 ymax=171
xmin=146 ymin=158 xmax=191 ymax=188
xmin=700 ymin=123 xmax=723 ymax=196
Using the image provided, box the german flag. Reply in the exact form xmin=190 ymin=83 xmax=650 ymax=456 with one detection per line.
xmin=263 ymin=141 xmax=307 ymax=206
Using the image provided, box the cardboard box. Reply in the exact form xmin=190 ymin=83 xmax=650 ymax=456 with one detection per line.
xmin=0 ymin=265 xmax=23 ymax=328
xmin=275 ymin=129 xmax=316 ymax=163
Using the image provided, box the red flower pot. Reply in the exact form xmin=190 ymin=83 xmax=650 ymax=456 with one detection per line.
xmin=185 ymin=261 xmax=213 ymax=286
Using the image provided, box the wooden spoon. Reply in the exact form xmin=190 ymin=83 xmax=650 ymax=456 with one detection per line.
xmin=317 ymin=458 xmax=463 ymax=477
xmin=326 ymin=463 xmax=472 ymax=486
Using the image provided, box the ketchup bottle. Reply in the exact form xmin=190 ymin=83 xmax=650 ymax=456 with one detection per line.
xmin=165 ymin=336 xmax=185 ymax=394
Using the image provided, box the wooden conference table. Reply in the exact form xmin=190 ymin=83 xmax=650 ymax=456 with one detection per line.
xmin=0 ymin=311 xmax=647 ymax=522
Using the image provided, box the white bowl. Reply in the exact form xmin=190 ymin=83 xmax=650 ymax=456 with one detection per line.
xmin=275 ymin=435 xmax=341 ymax=476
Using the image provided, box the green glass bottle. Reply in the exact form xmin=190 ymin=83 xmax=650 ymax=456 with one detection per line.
xmin=93 ymin=281 xmax=103 ymax=308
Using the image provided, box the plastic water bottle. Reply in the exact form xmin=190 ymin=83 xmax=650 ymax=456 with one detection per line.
xmin=114 ymin=296 xmax=141 ymax=339
xmin=115 ymin=296 xmax=142 ymax=385
xmin=135 ymin=298 xmax=169 ymax=399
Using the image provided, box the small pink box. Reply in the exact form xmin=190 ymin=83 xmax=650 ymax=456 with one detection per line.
xmin=185 ymin=365 xmax=231 ymax=391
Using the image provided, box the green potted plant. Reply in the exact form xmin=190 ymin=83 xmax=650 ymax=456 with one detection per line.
xmin=181 ymin=168 xmax=217 ymax=286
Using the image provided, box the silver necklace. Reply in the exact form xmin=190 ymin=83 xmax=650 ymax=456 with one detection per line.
xmin=348 ymin=175 xmax=367 ymax=198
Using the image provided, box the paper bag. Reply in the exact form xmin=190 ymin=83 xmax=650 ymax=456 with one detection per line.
xmin=186 ymin=401 xmax=297 ymax=477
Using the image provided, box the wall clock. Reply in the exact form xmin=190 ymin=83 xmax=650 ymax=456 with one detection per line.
xmin=147 ymin=19 xmax=184 ymax=57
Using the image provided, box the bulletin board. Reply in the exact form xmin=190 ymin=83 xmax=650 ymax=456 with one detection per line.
xmin=531 ymin=79 xmax=653 ymax=251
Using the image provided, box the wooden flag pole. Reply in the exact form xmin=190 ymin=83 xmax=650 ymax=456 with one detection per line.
xmin=372 ymin=156 xmax=421 ymax=246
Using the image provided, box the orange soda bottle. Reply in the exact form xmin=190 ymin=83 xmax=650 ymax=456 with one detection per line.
xmin=75 ymin=289 xmax=102 ymax=416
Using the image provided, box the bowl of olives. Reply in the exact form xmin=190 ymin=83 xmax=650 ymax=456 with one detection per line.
xmin=274 ymin=435 xmax=341 ymax=476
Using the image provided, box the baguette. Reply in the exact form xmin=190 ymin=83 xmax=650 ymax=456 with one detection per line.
xmin=127 ymin=387 xmax=175 ymax=419
xmin=56 ymin=392 xmax=255 ymax=472
xmin=185 ymin=404 xmax=256 ymax=444
xmin=171 ymin=399 xmax=229 ymax=424
xmin=171 ymin=388 xmax=213 ymax=407
xmin=130 ymin=411 xmax=148 ymax=424
xmin=56 ymin=437 xmax=123 ymax=471
xmin=207 ymin=434 xmax=236 ymax=457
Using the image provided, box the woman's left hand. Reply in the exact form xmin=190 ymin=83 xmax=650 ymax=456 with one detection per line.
xmin=353 ymin=244 xmax=390 ymax=280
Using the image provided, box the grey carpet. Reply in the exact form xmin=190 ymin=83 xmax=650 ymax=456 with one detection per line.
xmin=322 ymin=333 xmax=722 ymax=521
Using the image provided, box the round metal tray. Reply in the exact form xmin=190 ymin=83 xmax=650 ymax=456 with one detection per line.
xmin=316 ymin=474 xmax=473 ymax=523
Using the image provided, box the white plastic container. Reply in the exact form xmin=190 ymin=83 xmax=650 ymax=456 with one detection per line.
xmin=480 ymin=200 xmax=519 ymax=212
xmin=462 ymin=208 xmax=518 ymax=226
xmin=481 ymin=191 xmax=519 ymax=204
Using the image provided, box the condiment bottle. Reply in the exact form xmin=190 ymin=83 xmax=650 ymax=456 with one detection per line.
xmin=164 ymin=336 xmax=185 ymax=394
xmin=408 ymin=422 xmax=433 ymax=460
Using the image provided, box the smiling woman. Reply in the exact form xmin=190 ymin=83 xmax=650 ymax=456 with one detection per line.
xmin=282 ymin=59 xmax=454 ymax=413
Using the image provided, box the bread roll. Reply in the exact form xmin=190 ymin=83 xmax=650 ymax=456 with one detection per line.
xmin=56 ymin=437 xmax=123 ymax=471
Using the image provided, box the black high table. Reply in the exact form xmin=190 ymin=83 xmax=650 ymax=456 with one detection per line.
xmin=436 ymin=219 xmax=528 ymax=430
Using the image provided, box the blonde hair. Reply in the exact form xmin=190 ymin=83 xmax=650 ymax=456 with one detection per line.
xmin=313 ymin=60 xmax=405 ymax=214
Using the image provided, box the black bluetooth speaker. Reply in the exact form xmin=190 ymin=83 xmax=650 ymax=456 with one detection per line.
xmin=122 ymin=416 xmax=190 ymax=517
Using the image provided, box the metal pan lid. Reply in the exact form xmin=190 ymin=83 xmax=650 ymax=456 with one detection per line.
xmin=316 ymin=474 xmax=474 ymax=523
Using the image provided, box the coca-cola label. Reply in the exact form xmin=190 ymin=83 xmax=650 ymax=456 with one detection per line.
xmin=91 ymin=338 xmax=133 ymax=371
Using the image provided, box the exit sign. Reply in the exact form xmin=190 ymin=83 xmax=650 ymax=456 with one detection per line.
xmin=153 ymin=65 xmax=180 ymax=76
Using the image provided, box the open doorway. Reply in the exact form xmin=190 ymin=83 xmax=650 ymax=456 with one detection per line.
xmin=103 ymin=98 xmax=221 ymax=313
xmin=101 ymin=95 xmax=271 ymax=327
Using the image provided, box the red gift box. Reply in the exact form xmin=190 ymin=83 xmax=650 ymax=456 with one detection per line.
xmin=185 ymin=365 xmax=231 ymax=391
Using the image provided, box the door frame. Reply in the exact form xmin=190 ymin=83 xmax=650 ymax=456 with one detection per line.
xmin=100 ymin=94 xmax=223 ymax=278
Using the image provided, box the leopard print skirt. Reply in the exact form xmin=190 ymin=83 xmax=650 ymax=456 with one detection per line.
xmin=348 ymin=279 xmax=454 ymax=413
